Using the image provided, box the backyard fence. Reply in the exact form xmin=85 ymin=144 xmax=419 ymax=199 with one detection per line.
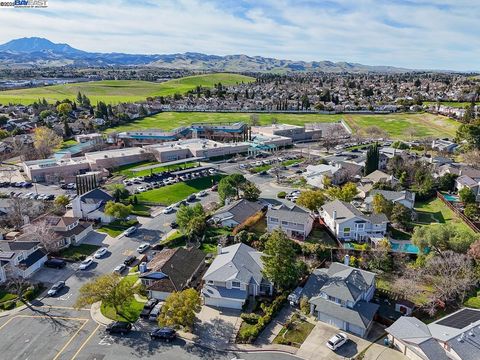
xmin=436 ymin=192 xmax=480 ymax=233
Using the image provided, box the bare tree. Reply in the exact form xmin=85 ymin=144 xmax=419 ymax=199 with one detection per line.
xmin=364 ymin=126 xmax=388 ymax=140
xmin=321 ymin=126 xmax=343 ymax=153
xmin=405 ymin=127 xmax=417 ymax=141
xmin=463 ymin=150 xmax=480 ymax=170
xmin=23 ymin=220 xmax=63 ymax=254
xmin=6 ymin=197 xmax=35 ymax=230
xmin=5 ymin=266 xmax=32 ymax=304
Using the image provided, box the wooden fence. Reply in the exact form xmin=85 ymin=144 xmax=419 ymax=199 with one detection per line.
xmin=436 ymin=192 xmax=480 ymax=233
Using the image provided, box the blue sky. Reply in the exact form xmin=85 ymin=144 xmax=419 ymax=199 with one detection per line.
xmin=0 ymin=0 xmax=479 ymax=70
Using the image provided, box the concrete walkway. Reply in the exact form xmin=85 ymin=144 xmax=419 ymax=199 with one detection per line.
xmin=363 ymin=343 xmax=407 ymax=360
xmin=90 ymin=301 xmax=113 ymax=326
xmin=255 ymin=304 xmax=293 ymax=345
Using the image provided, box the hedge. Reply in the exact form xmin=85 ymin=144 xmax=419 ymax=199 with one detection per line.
xmin=277 ymin=191 xmax=286 ymax=199
xmin=237 ymin=294 xmax=287 ymax=343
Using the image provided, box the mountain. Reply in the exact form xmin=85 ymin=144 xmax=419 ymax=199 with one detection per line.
xmin=0 ymin=37 xmax=410 ymax=73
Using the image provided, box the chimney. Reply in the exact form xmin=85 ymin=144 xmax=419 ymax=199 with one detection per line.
xmin=344 ymin=254 xmax=350 ymax=266
xmin=217 ymin=244 xmax=222 ymax=255
xmin=459 ymin=169 xmax=463 ymax=176
xmin=333 ymin=210 xmax=337 ymax=220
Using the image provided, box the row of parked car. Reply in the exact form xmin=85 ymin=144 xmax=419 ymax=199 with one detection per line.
xmin=7 ymin=191 xmax=56 ymax=201
xmin=0 ymin=181 xmax=32 ymax=188
xmin=162 ymin=189 xmax=208 ymax=214
xmin=105 ymin=321 xmax=177 ymax=341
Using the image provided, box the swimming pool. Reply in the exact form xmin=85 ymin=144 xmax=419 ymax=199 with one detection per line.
xmin=443 ymin=194 xmax=459 ymax=202
xmin=390 ymin=241 xmax=420 ymax=254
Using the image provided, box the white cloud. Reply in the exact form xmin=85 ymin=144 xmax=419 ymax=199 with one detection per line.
xmin=0 ymin=0 xmax=478 ymax=70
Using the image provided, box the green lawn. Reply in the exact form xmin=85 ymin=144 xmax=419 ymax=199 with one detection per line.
xmin=200 ymin=243 xmax=218 ymax=254
xmin=249 ymin=164 xmax=271 ymax=174
xmin=464 ymin=289 xmax=480 ymax=309
xmin=115 ymin=160 xmax=198 ymax=178
xmin=0 ymin=289 xmax=17 ymax=304
xmin=306 ymin=228 xmax=338 ymax=247
xmin=273 ymin=320 xmax=315 ymax=347
xmin=97 ymin=219 xmax=139 ymax=237
xmin=59 ymin=139 xmax=79 ymax=149
xmin=160 ymin=230 xmax=187 ymax=248
xmin=57 ymin=244 xmax=100 ymax=261
xmin=413 ymin=198 xmax=472 ymax=233
xmin=100 ymin=275 xmax=145 ymax=322
xmin=136 ymin=175 xmax=223 ymax=205
xmin=129 ymin=203 xmax=151 ymax=217
xmin=0 ymin=73 xmax=254 ymax=105
xmin=106 ymin=111 xmax=458 ymax=140
xmin=424 ymin=101 xmax=478 ymax=109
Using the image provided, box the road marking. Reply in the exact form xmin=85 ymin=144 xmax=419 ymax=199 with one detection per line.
xmin=35 ymin=305 xmax=90 ymax=311
xmin=58 ymin=293 xmax=73 ymax=301
xmin=15 ymin=314 xmax=89 ymax=321
xmin=0 ymin=316 xmax=16 ymax=331
xmin=98 ymin=335 xmax=114 ymax=346
xmin=52 ymin=319 xmax=89 ymax=360
xmin=70 ymin=323 xmax=100 ymax=360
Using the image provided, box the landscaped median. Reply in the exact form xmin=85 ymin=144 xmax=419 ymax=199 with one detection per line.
xmin=0 ymin=284 xmax=45 ymax=311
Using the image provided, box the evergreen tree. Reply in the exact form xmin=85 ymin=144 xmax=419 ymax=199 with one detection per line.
xmin=364 ymin=143 xmax=379 ymax=175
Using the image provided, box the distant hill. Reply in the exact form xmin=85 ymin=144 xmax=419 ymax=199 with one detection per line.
xmin=0 ymin=37 xmax=411 ymax=73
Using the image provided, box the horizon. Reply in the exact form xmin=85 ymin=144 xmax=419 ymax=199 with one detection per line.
xmin=0 ymin=0 xmax=478 ymax=72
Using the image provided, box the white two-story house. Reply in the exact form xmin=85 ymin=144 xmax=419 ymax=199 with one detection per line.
xmin=301 ymin=260 xmax=379 ymax=337
xmin=44 ymin=216 xmax=93 ymax=249
xmin=0 ymin=240 xmax=47 ymax=281
xmin=266 ymin=204 xmax=315 ymax=240
xmin=72 ymin=188 xmax=115 ymax=223
xmin=320 ymin=199 xmax=388 ymax=242
xmin=201 ymin=243 xmax=272 ymax=309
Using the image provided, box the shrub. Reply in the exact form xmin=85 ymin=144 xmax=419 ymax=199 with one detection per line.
xmin=240 ymin=312 xmax=260 ymax=324
xmin=277 ymin=191 xmax=286 ymax=199
xmin=23 ymin=287 xmax=36 ymax=301
xmin=2 ymin=301 xmax=15 ymax=310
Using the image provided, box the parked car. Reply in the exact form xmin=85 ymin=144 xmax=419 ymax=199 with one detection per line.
xmin=186 ymin=194 xmax=196 ymax=202
xmin=197 ymin=190 xmax=207 ymax=197
xmin=326 ymin=333 xmax=348 ymax=350
xmin=113 ymin=264 xmax=127 ymax=274
xmin=94 ymin=247 xmax=108 ymax=259
xmin=150 ymin=327 xmax=177 ymax=341
xmin=137 ymin=186 xmax=147 ymax=193
xmin=140 ymin=298 xmax=159 ymax=319
xmin=79 ymin=257 xmax=94 ymax=270
xmin=44 ymin=258 xmax=66 ymax=269
xmin=208 ymin=168 xmax=216 ymax=175
xmin=163 ymin=206 xmax=174 ymax=214
xmin=47 ymin=281 xmax=66 ymax=296
xmin=106 ymin=321 xmax=132 ymax=335
xmin=169 ymin=221 xmax=178 ymax=229
xmin=148 ymin=303 xmax=162 ymax=321
xmin=124 ymin=255 xmax=136 ymax=266
xmin=136 ymin=243 xmax=150 ymax=253
xmin=124 ymin=226 xmax=137 ymax=237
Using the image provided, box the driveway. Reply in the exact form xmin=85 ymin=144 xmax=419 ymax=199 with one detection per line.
xmin=297 ymin=321 xmax=371 ymax=360
xmin=194 ymin=305 xmax=241 ymax=349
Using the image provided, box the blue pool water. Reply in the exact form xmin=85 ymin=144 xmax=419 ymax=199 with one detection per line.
xmin=443 ymin=194 xmax=459 ymax=202
xmin=390 ymin=241 xmax=420 ymax=254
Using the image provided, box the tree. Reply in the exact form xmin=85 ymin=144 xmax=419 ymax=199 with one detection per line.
xmin=22 ymin=220 xmax=63 ymax=254
xmin=459 ymin=187 xmax=476 ymax=204
xmin=468 ymin=239 xmax=480 ymax=262
xmin=261 ymin=230 xmax=301 ymax=290
xmin=176 ymin=203 xmax=206 ymax=241
xmin=463 ymin=150 xmax=480 ymax=169
xmin=6 ymin=197 xmax=36 ymax=230
xmin=372 ymin=194 xmax=393 ymax=218
xmin=367 ymin=238 xmax=392 ymax=272
xmin=437 ymin=173 xmax=458 ymax=191
xmin=299 ymin=295 xmax=310 ymax=315
xmin=107 ymin=184 xmax=130 ymax=202
xmin=412 ymin=223 xmax=478 ymax=255
xmin=218 ymin=178 xmax=236 ymax=203
xmin=56 ymin=102 xmax=72 ymax=116
xmin=326 ymin=182 xmax=358 ymax=202
xmin=464 ymin=204 xmax=480 ymax=220
xmin=54 ymin=194 xmax=70 ymax=208
xmin=390 ymin=203 xmax=412 ymax=230
xmin=242 ymin=181 xmax=260 ymax=201
xmin=321 ymin=126 xmax=343 ymax=153
xmin=249 ymin=114 xmax=260 ymax=126
xmin=33 ymin=127 xmax=62 ymax=159
xmin=364 ymin=126 xmax=387 ymax=139
xmin=158 ymin=289 xmax=201 ymax=331
xmin=104 ymin=201 xmax=132 ymax=220
xmin=75 ymin=274 xmax=136 ymax=320
xmin=364 ymin=143 xmax=379 ymax=176
xmin=456 ymin=123 xmax=480 ymax=150
xmin=296 ymin=190 xmax=325 ymax=211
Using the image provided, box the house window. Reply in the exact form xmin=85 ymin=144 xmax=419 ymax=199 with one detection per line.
xmin=281 ymin=221 xmax=288 ymax=226
xmin=207 ymin=280 xmax=214 ymax=285
xmin=231 ymin=281 xmax=241 ymax=288
xmin=269 ymin=217 xmax=278 ymax=223
xmin=260 ymin=284 xmax=270 ymax=293
xmin=343 ymin=227 xmax=351 ymax=236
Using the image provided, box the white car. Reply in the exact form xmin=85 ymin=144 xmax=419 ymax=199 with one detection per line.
xmin=79 ymin=257 xmax=94 ymax=270
xmin=113 ymin=264 xmax=126 ymax=274
xmin=124 ymin=226 xmax=137 ymax=237
xmin=94 ymin=247 xmax=108 ymax=259
xmin=208 ymin=168 xmax=216 ymax=174
xmin=326 ymin=333 xmax=348 ymax=350
xmin=137 ymin=243 xmax=150 ymax=253
xmin=163 ymin=206 xmax=174 ymax=214
xmin=137 ymin=186 xmax=147 ymax=192
xmin=197 ymin=190 xmax=207 ymax=197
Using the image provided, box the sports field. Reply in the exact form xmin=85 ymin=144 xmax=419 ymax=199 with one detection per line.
xmin=107 ymin=111 xmax=459 ymax=139
xmin=0 ymin=73 xmax=254 ymax=105
xmin=424 ymin=101 xmax=478 ymax=109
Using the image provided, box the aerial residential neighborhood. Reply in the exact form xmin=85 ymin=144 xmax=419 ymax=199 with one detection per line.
xmin=0 ymin=2 xmax=479 ymax=360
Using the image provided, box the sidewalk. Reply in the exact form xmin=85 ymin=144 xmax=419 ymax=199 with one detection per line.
xmin=90 ymin=301 xmax=113 ymax=326
xmin=255 ymin=304 xmax=293 ymax=345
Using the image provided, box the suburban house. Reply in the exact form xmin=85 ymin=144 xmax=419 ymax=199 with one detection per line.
xmin=140 ymin=247 xmax=205 ymax=300
xmin=210 ymin=199 xmax=264 ymax=228
xmin=361 ymin=170 xmax=398 ymax=187
xmin=44 ymin=216 xmax=93 ymax=249
xmin=320 ymin=199 xmax=388 ymax=242
xmin=0 ymin=240 xmax=47 ymax=281
xmin=431 ymin=139 xmax=458 ymax=153
xmin=72 ymin=188 xmax=115 ymax=223
xmin=455 ymin=175 xmax=480 ymax=202
xmin=266 ymin=204 xmax=315 ymax=240
xmin=201 ymin=243 xmax=272 ymax=309
xmin=304 ymin=162 xmax=363 ymax=189
xmin=364 ymin=190 xmax=416 ymax=211
xmin=386 ymin=308 xmax=480 ymax=360
xmin=301 ymin=261 xmax=378 ymax=338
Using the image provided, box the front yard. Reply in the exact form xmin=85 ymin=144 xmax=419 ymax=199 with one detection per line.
xmin=57 ymin=244 xmax=100 ymax=261
xmin=97 ymin=219 xmax=139 ymax=237
xmin=273 ymin=313 xmax=315 ymax=347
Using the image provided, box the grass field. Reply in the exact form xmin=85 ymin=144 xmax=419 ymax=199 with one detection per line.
xmin=136 ymin=175 xmax=223 ymax=205
xmin=114 ymin=160 xmax=198 ymax=178
xmin=424 ymin=101 xmax=478 ymax=109
xmin=0 ymin=73 xmax=254 ymax=105
xmin=413 ymin=198 xmax=472 ymax=233
xmin=107 ymin=111 xmax=459 ymax=139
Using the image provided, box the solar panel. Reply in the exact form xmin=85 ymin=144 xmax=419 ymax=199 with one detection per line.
xmin=436 ymin=309 xmax=480 ymax=329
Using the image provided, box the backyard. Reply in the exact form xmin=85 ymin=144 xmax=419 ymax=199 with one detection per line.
xmin=136 ymin=175 xmax=223 ymax=205
xmin=306 ymin=228 xmax=338 ymax=247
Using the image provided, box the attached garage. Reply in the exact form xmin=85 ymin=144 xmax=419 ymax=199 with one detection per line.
xmin=319 ymin=312 xmax=345 ymax=330
xmin=204 ymin=297 xmax=244 ymax=310
xmin=347 ymin=323 xmax=366 ymax=337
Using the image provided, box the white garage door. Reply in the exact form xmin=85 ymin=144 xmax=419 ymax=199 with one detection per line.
xmin=319 ymin=313 xmax=344 ymax=329
xmin=204 ymin=297 xmax=243 ymax=310
xmin=347 ymin=323 xmax=365 ymax=337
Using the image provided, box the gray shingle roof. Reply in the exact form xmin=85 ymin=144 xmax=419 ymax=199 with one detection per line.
xmin=267 ymin=204 xmax=312 ymax=224
xmin=305 ymin=263 xmax=376 ymax=303
xmin=312 ymin=297 xmax=378 ymax=329
xmin=418 ymin=339 xmax=450 ymax=360
xmin=203 ymin=243 xmax=269 ymax=286
xmin=213 ymin=199 xmax=264 ymax=225
xmin=80 ymin=188 xmax=114 ymax=204
xmin=321 ymin=199 xmax=388 ymax=224
xmin=386 ymin=316 xmax=432 ymax=345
